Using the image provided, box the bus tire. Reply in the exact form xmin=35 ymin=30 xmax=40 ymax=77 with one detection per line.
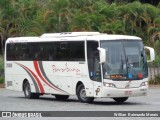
xmin=55 ymin=95 xmax=69 ymax=100
xmin=23 ymin=81 xmax=39 ymax=99
xmin=113 ymin=97 xmax=128 ymax=103
xmin=77 ymin=84 xmax=94 ymax=103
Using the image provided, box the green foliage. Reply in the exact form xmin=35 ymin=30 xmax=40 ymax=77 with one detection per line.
xmin=0 ymin=76 xmax=4 ymax=84
xmin=0 ymin=55 xmax=3 ymax=71
xmin=154 ymin=75 xmax=160 ymax=84
xmin=0 ymin=55 xmax=4 ymax=84
xmin=149 ymin=75 xmax=160 ymax=85
xmin=0 ymin=0 xmax=160 ymax=54
xmin=0 ymin=0 xmax=160 ymax=84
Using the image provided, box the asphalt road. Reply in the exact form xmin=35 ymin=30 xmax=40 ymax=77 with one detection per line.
xmin=0 ymin=87 xmax=160 ymax=120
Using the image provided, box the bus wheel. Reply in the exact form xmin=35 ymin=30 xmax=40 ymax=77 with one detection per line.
xmin=55 ymin=95 xmax=69 ymax=100
xmin=113 ymin=97 xmax=128 ymax=103
xmin=23 ymin=81 xmax=39 ymax=99
xmin=77 ymin=84 xmax=94 ymax=103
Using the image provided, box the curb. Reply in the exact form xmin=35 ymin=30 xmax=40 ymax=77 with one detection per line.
xmin=0 ymin=84 xmax=5 ymax=88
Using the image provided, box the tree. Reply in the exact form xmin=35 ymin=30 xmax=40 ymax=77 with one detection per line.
xmin=140 ymin=0 xmax=159 ymax=6
xmin=0 ymin=0 xmax=18 ymax=54
xmin=0 ymin=0 xmax=160 ymax=55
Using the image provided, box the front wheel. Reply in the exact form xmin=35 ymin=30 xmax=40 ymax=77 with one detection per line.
xmin=113 ymin=97 xmax=128 ymax=103
xmin=23 ymin=81 xmax=39 ymax=99
xmin=77 ymin=84 xmax=94 ymax=103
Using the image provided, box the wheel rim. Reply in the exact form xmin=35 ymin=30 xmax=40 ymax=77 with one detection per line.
xmin=80 ymin=88 xmax=87 ymax=100
xmin=25 ymin=84 xmax=30 ymax=97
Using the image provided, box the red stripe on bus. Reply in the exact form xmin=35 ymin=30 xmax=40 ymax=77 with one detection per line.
xmin=33 ymin=61 xmax=63 ymax=93
xmin=17 ymin=63 xmax=44 ymax=93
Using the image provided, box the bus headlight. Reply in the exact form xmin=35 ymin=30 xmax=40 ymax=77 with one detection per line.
xmin=140 ymin=81 xmax=148 ymax=86
xmin=103 ymin=82 xmax=116 ymax=88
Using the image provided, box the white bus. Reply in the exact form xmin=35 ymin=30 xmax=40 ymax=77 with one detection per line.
xmin=5 ymin=32 xmax=155 ymax=103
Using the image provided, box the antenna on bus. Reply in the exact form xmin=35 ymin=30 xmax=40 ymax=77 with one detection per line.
xmin=40 ymin=32 xmax=100 ymax=38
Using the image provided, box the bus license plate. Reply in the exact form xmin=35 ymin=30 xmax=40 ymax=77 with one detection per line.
xmin=124 ymin=91 xmax=132 ymax=95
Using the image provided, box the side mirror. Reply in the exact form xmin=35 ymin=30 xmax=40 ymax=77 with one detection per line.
xmin=97 ymin=47 xmax=106 ymax=64
xmin=144 ymin=46 xmax=155 ymax=62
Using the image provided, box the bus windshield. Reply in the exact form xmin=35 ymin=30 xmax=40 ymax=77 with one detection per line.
xmin=101 ymin=40 xmax=148 ymax=80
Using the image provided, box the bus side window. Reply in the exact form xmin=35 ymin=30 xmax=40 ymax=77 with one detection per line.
xmin=70 ymin=41 xmax=85 ymax=61
xmin=7 ymin=44 xmax=13 ymax=60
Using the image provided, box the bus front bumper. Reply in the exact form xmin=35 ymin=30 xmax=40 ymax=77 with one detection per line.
xmin=101 ymin=86 xmax=148 ymax=98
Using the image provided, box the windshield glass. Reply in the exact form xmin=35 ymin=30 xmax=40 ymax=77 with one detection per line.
xmin=101 ymin=40 xmax=148 ymax=80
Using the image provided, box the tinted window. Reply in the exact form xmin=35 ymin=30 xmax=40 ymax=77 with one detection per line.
xmin=7 ymin=41 xmax=85 ymax=61
xmin=87 ymin=41 xmax=101 ymax=81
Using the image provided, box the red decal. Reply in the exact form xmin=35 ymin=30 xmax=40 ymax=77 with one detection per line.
xmin=33 ymin=61 xmax=63 ymax=93
xmin=17 ymin=63 xmax=44 ymax=93
xmin=52 ymin=63 xmax=80 ymax=74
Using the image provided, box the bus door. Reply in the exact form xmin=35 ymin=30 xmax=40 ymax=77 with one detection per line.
xmin=87 ymin=41 xmax=102 ymax=97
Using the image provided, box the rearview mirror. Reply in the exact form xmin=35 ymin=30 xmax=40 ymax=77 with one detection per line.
xmin=144 ymin=46 xmax=155 ymax=62
xmin=97 ymin=47 xmax=106 ymax=64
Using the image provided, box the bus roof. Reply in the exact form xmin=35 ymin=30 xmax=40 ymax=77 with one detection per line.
xmin=87 ymin=34 xmax=141 ymax=41
xmin=6 ymin=32 xmax=141 ymax=43
xmin=40 ymin=32 xmax=100 ymax=38
xmin=40 ymin=32 xmax=141 ymax=40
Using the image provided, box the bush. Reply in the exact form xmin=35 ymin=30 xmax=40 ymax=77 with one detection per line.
xmin=149 ymin=75 xmax=160 ymax=85
xmin=0 ymin=76 xmax=4 ymax=84
xmin=0 ymin=55 xmax=4 ymax=71
xmin=154 ymin=75 xmax=160 ymax=84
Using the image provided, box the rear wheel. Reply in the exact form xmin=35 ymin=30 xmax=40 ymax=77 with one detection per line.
xmin=113 ymin=97 xmax=128 ymax=103
xmin=55 ymin=95 xmax=69 ymax=100
xmin=77 ymin=84 xmax=94 ymax=103
xmin=23 ymin=81 xmax=39 ymax=99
